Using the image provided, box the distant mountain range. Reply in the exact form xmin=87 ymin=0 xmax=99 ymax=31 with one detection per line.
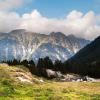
xmin=0 ymin=29 xmax=90 ymax=62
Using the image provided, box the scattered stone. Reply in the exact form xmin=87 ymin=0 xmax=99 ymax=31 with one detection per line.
xmin=17 ymin=76 xmax=33 ymax=83
xmin=39 ymin=79 xmax=44 ymax=83
xmin=54 ymin=73 xmax=100 ymax=82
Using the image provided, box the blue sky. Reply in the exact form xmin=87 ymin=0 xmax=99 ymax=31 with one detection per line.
xmin=15 ymin=0 xmax=99 ymax=18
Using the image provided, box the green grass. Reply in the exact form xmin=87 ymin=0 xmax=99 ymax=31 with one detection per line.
xmin=0 ymin=79 xmax=100 ymax=100
xmin=0 ymin=64 xmax=100 ymax=100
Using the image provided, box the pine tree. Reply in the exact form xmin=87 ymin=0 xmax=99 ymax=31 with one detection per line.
xmin=54 ymin=60 xmax=63 ymax=72
xmin=43 ymin=57 xmax=54 ymax=69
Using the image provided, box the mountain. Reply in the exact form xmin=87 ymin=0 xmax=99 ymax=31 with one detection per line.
xmin=0 ymin=29 xmax=90 ymax=62
xmin=66 ymin=36 xmax=100 ymax=77
xmin=70 ymin=36 xmax=100 ymax=63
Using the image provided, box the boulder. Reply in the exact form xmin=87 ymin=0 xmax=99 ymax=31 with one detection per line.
xmin=46 ymin=69 xmax=64 ymax=79
xmin=46 ymin=69 xmax=56 ymax=78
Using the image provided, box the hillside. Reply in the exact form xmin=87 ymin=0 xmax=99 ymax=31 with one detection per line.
xmin=70 ymin=36 xmax=100 ymax=63
xmin=65 ymin=36 xmax=100 ymax=77
xmin=0 ymin=64 xmax=100 ymax=100
xmin=0 ymin=63 xmax=40 ymax=84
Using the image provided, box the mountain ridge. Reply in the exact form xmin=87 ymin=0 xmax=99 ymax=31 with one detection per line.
xmin=0 ymin=29 xmax=90 ymax=62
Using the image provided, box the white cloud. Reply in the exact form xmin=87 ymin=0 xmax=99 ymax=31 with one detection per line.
xmin=0 ymin=0 xmax=31 ymax=10
xmin=0 ymin=10 xmax=99 ymax=40
xmin=20 ymin=10 xmax=100 ymax=40
xmin=0 ymin=11 xmax=21 ymax=32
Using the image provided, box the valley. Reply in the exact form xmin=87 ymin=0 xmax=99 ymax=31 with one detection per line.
xmin=0 ymin=0 xmax=100 ymax=100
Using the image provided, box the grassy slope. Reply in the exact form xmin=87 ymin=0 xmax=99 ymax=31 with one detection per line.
xmin=0 ymin=64 xmax=100 ymax=100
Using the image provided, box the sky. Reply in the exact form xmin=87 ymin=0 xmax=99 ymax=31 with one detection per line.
xmin=15 ymin=0 xmax=100 ymax=18
xmin=0 ymin=0 xmax=100 ymax=40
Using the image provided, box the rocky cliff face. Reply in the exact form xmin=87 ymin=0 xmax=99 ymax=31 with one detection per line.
xmin=0 ymin=29 xmax=90 ymax=62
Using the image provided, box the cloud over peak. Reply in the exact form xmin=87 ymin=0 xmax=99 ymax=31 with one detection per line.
xmin=0 ymin=10 xmax=99 ymax=40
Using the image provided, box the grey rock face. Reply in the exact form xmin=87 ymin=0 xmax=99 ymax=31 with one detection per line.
xmin=0 ymin=29 xmax=90 ymax=62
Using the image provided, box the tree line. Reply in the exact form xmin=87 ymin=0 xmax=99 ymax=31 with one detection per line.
xmin=2 ymin=56 xmax=100 ymax=78
xmin=2 ymin=57 xmax=66 ymax=78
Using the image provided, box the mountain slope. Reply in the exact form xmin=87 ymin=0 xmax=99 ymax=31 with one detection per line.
xmin=70 ymin=36 xmax=100 ymax=63
xmin=32 ymin=43 xmax=74 ymax=62
xmin=66 ymin=36 xmax=100 ymax=77
xmin=0 ymin=29 xmax=90 ymax=62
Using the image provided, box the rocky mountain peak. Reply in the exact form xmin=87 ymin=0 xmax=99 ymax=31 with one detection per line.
xmin=0 ymin=29 xmax=90 ymax=62
xmin=50 ymin=32 xmax=66 ymax=37
xmin=10 ymin=29 xmax=27 ymax=34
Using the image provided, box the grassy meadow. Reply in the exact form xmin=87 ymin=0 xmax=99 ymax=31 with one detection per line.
xmin=0 ymin=64 xmax=100 ymax=100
